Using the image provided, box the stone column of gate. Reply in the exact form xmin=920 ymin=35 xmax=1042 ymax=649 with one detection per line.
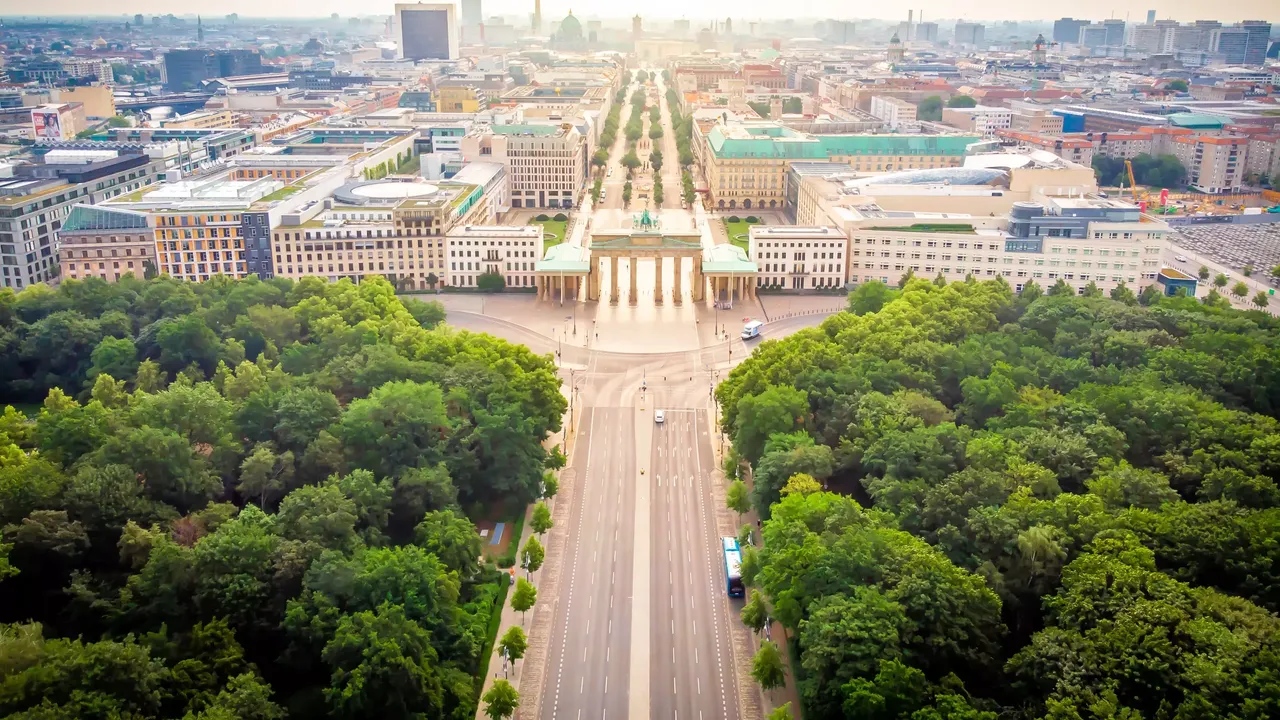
xmin=692 ymin=260 xmax=703 ymax=302
xmin=629 ymin=256 xmax=639 ymax=305
xmin=610 ymin=255 xmax=619 ymax=304
xmin=672 ymin=255 xmax=683 ymax=304
xmin=654 ymin=255 xmax=664 ymax=304
xmin=587 ymin=262 xmax=598 ymax=301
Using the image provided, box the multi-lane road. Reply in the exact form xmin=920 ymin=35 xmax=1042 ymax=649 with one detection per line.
xmin=482 ymin=68 xmax=807 ymax=719
xmin=652 ymin=409 xmax=741 ymax=720
xmin=540 ymin=406 xmax=636 ymax=720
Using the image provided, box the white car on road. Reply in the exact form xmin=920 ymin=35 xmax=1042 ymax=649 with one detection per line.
xmin=654 ymin=409 xmax=665 ymax=424
xmin=1174 ymin=254 xmax=1188 ymax=263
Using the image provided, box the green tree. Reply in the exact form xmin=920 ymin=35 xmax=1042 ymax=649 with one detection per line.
xmin=726 ymin=479 xmax=751 ymax=519
xmin=731 ymin=385 xmax=809 ymax=465
xmin=766 ymin=703 xmax=794 ymax=720
xmin=520 ymin=535 xmax=545 ymax=576
xmin=511 ymin=577 xmax=537 ymax=624
xmin=1232 ymin=280 xmax=1249 ymax=299
xmin=752 ymin=640 xmax=788 ymax=695
xmin=621 ymin=150 xmax=641 ymax=172
xmin=650 ymin=149 xmax=663 ymax=172
xmin=477 ymin=271 xmax=506 ymax=292
xmin=946 ymin=95 xmax=977 ymax=108
xmin=236 ymin=442 xmax=295 ymax=509
xmin=414 ymin=509 xmax=483 ymax=577
xmin=88 ymin=336 xmax=139 ymax=382
xmin=1253 ymin=291 xmax=1269 ymax=309
xmin=498 ymin=626 xmax=527 ymax=673
xmin=741 ymin=589 xmax=769 ymax=634
xmin=1167 ymin=79 xmax=1189 ymax=92
xmin=1215 ymin=272 xmax=1229 ymax=288
xmin=530 ymin=501 xmax=553 ymax=535
xmin=917 ymin=95 xmax=943 ymax=121
xmin=482 ymin=678 xmax=519 ymax=719
xmin=1198 ymin=265 xmax=1210 ymax=280
xmin=781 ymin=472 xmax=822 ymax=496
xmin=321 ymin=603 xmax=452 ymax=719
xmin=847 ymin=281 xmax=899 ymax=315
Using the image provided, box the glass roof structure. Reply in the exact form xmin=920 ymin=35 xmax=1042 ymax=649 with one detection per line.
xmin=60 ymin=204 xmax=150 ymax=233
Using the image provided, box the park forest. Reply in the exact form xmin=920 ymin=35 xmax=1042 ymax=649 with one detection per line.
xmin=719 ymin=276 xmax=1280 ymax=720
xmin=0 ymin=275 xmax=566 ymax=719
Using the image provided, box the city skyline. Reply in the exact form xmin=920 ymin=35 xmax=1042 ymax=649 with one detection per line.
xmin=7 ymin=2 xmax=1280 ymax=24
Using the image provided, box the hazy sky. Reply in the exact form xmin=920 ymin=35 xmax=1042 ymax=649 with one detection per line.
xmin=11 ymin=0 xmax=1280 ymax=24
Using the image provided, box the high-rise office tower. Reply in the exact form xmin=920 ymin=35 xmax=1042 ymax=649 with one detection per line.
xmin=461 ymin=0 xmax=482 ymax=27
xmin=397 ymin=3 xmax=459 ymax=60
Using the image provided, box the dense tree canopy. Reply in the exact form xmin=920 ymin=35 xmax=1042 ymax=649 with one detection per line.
xmin=0 ymin=275 xmax=565 ymax=718
xmin=718 ymin=277 xmax=1280 ymax=719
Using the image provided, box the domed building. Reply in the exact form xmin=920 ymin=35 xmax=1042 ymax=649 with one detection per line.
xmin=887 ymin=32 xmax=905 ymax=64
xmin=553 ymin=10 xmax=587 ymax=51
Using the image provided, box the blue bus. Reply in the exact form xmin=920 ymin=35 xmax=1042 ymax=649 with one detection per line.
xmin=722 ymin=537 xmax=745 ymax=597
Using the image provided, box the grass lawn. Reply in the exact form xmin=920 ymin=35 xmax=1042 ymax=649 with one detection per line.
xmin=721 ymin=219 xmax=755 ymax=252
xmin=529 ymin=218 xmax=568 ymax=251
xmin=259 ymin=184 xmax=305 ymax=203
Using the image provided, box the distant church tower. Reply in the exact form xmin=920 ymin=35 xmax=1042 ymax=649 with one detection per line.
xmin=1031 ymin=33 xmax=1047 ymax=64
xmin=887 ymin=32 xmax=905 ymax=63
xmin=632 ymin=14 xmax=642 ymax=40
xmin=197 ymin=16 xmax=204 ymax=43
xmin=533 ymin=0 xmax=542 ymax=33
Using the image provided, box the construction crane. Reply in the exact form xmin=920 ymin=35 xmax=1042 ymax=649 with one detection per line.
xmin=1125 ymin=159 xmax=1137 ymax=200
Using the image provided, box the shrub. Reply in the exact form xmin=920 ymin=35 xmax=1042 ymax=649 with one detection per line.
xmin=535 ymin=213 xmax=550 ymax=221
xmin=745 ymin=216 xmax=759 ymax=223
xmin=553 ymin=212 xmax=568 ymax=221
xmin=727 ymin=215 xmax=741 ymax=223
xmin=477 ymin=271 xmax=506 ymax=293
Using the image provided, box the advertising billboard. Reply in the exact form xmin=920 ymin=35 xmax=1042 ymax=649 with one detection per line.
xmin=32 ymin=108 xmax=67 ymax=140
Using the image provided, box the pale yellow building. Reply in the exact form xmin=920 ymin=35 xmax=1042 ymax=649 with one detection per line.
xmin=162 ymin=110 xmax=235 ymax=130
xmin=53 ymin=85 xmax=116 ymax=119
xmin=437 ymin=85 xmax=486 ymax=113
xmin=58 ymin=205 xmax=157 ymax=282
xmin=697 ymin=120 xmax=980 ymax=211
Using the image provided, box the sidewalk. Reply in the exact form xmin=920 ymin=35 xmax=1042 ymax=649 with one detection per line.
xmin=713 ymin=449 xmax=804 ymax=720
xmin=474 ymin=388 xmax=583 ymax=718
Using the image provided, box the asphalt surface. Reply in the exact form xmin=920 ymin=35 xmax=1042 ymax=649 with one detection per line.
xmin=652 ymin=409 xmax=741 ymax=720
xmin=539 ymin=406 xmax=637 ymax=720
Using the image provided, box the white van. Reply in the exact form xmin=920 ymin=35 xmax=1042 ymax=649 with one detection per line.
xmin=741 ymin=320 xmax=764 ymax=340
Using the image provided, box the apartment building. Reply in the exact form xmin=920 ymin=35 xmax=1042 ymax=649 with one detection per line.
xmin=1171 ymin=135 xmax=1248 ymax=193
xmin=58 ymin=205 xmax=157 ymax=282
xmin=942 ymin=105 xmax=1013 ymax=138
xmin=1246 ymin=135 xmax=1280 ymax=182
xmin=840 ymin=197 xmax=1170 ymax=295
xmin=869 ymin=96 xmax=917 ymax=130
xmin=1072 ymin=131 xmax=1153 ymax=159
xmin=697 ymin=121 xmax=979 ymax=211
xmin=445 ymin=224 xmax=544 ymax=289
xmin=460 ymin=124 xmax=586 ymax=209
xmin=749 ymin=226 xmax=848 ymax=290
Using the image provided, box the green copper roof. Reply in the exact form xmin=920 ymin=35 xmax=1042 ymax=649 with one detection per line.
xmin=707 ymin=125 xmax=982 ymax=160
xmin=701 ymin=243 xmax=758 ymax=274
xmin=61 ymin=204 xmax=150 ymax=233
xmin=536 ymin=243 xmax=590 ymax=273
xmin=1167 ymin=113 xmax=1229 ymax=129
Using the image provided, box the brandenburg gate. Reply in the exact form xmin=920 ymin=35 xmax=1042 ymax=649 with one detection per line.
xmin=535 ymin=208 xmax=758 ymax=305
